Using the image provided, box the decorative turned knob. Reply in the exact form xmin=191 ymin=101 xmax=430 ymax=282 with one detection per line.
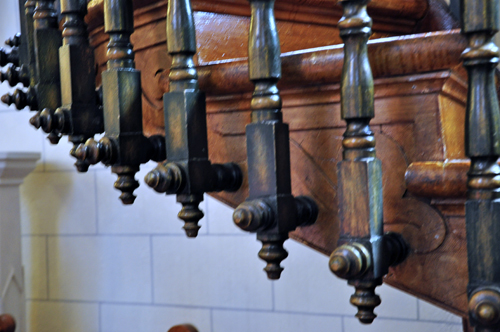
xmin=295 ymin=196 xmax=319 ymax=227
xmin=1 ymin=65 xmax=29 ymax=87
xmin=329 ymin=243 xmax=371 ymax=279
xmin=5 ymin=33 xmax=21 ymax=47
xmin=29 ymin=111 xmax=42 ymax=129
xmin=70 ymin=143 xmax=90 ymax=173
xmin=2 ymin=88 xmax=36 ymax=110
xmin=74 ymin=137 xmax=115 ymax=165
xmin=46 ymin=132 xmax=62 ymax=144
xmin=148 ymin=135 xmax=166 ymax=162
xmin=349 ymin=279 xmax=382 ymax=324
xmin=39 ymin=108 xmax=56 ymax=133
xmin=212 ymin=162 xmax=243 ymax=192
xmin=30 ymin=111 xmax=63 ymax=144
xmin=144 ymin=163 xmax=183 ymax=194
xmin=233 ymin=200 xmax=273 ymax=232
xmin=257 ymin=234 xmax=288 ymax=280
xmin=38 ymin=108 xmax=68 ymax=140
xmin=0 ymin=47 xmax=19 ymax=67
xmin=112 ymin=165 xmax=140 ymax=205
xmin=177 ymin=194 xmax=204 ymax=238
xmin=469 ymin=289 xmax=500 ymax=326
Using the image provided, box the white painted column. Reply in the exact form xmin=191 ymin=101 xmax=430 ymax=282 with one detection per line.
xmin=0 ymin=152 xmax=39 ymax=332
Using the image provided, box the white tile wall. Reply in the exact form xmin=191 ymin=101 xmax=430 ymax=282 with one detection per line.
xmin=0 ymin=111 xmax=44 ymax=161
xmin=95 ymin=164 xmax=207 ymax=235
xmin=20 ymin=171 xmax=97 ymax=235
xmin=418 ymin=300 xmax=463 ymax=323
xmin=212 ymin=310 xmax=343 ymax=332
xmin=152 ymin=235 xmax=273 ymax=309
xmin=21 ymin=236 xmax=47 ymax=300
xmin=0 ymin=1 xmax=467 ymax=331
xmin=47 ymin=236 xmax=152 ymax=303
xmin=205 ymin=196 xmax=242 ymax=235
xmin=344 ymin=317 xmax=462 ymax=332
xmin=43 ymin=138 xmax=87 ymax=172
xmin=100 ymin=304 xmax=212 ymax=332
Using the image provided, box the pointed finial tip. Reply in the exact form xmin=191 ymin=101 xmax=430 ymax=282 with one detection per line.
xmin=182 ymin=222 xmax=201 ymax=238
xmin=178 ymin=202 xmax=204 ymax=238
xmin=74 ymin=159 xmax=90 ymax=173
xmin=263 ymin=264 xmax=284 ymax=280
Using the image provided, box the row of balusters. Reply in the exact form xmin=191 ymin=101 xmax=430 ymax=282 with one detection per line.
xmin=0 ymin=0 xmax=318 ymax=293
xmin=1 ymin=0 xmax=499 ymax=330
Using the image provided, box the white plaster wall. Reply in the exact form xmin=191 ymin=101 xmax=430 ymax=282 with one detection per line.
xmin=0 ymin=1 xmax=469 ymax=331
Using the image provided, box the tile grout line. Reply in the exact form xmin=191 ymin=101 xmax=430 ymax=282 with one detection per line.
xmin=94 ymin=170 xmax=100 ymax=235
xmin=150 ymin=235 xmax=155 ymax=304
xmin=210 ymin=308 xmax=214 ymax=332
xmin=341 ymin=315 xmax=345 ymax=332
xmin=99 ymin=302 xmax=103 ymax=332
xmin=22 ymin=298 xmax=465 ymax=325
xmin=271 ymin=281 xmax=275 ymax=311
xmin=36 ymin=233 xmax=253 ymax=237
xmin=45 ymin=235 xmax=50 ymax=299
xmin=41 ymin=132 xmax=47 ymax=172
xmin=204 ymin=194 xmax=209 ymax=234
xmin=416 ymin=299 xmax=420 ymax=320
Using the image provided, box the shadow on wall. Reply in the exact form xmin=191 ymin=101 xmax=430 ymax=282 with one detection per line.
xmin=21 ymin=168 xmax=96 ymax=331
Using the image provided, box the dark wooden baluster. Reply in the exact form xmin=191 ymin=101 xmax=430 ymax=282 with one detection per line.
xmin=230 ymin=0 xmax=318 ymax=280
xmin=0 ymin=1 xmax=30 ymax=88
xmin=144 ymin=0 xmax=242 ymax=237
xmin=461 ymin=0 xmax=500 ymax=330
xmin=1 ymin=0 xmax=60 ymax=113
xmin=328 ymin=0 xmax=408 ymax=324
xmin=30 ymin=0 xmax=104 ymax=172
xmin=31 ymin=0 xmax=62 ymax=141
xmin=74 ymin=0 xmax=165 ymax=204
xmin=24 ymin=0 xmax=37 ymax=87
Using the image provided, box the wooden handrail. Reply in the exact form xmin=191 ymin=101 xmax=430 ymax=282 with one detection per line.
xmin=167 ymin=30 xmax=466 ymax=96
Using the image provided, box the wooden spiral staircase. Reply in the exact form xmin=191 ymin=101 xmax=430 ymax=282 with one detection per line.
xmin=0 ymin=0 xmax=499 ymax=331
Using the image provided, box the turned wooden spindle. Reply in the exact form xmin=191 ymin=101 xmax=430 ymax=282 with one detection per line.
xmin=33 ymin=0 xmax=105 ymax=172
xmin=144 ymin=0 xmax=242 ymax=237
xmin=0 ymin=0 xmax=31 ymax=88
xmin=75 ymin=0 xmax=165 ymax=204
xmin=31 ymin=0 xmax=62 ymax=130
xmin=328 ymin=0 xmax=408 ymax=324
xmin=460 ymin=0 xmax=500 ymax=330
xmin=231 ymin=0 xmax=317 ymax=280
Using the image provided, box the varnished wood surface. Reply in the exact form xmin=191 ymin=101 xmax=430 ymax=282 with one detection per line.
xmin=87 ymin=0 xmax=476 ymax=320
xmin=406 ymin=161 xmax=469 ymax=198
xmin=88 ymin=0 xmax=429 ymax=33
xmin=415 ymin=0 xmax=460 ymax=32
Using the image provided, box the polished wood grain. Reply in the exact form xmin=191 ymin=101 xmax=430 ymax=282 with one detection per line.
xmin=406 ymin=160 xmax=469 ymax=198
xmin=87 ymin=0 xmax=429 ymax=34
